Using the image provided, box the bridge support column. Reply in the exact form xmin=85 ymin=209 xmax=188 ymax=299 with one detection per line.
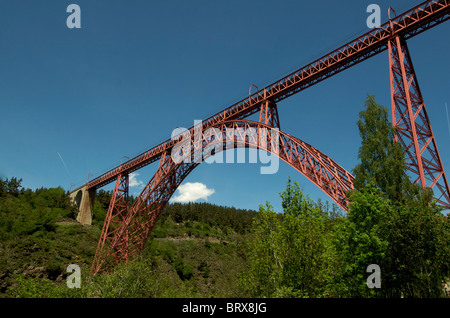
xmin=259 ymin=100 xmax=280 ymax=129
xmin=69 ymin=185 xmax=95 ymax=225
xmin=388 ymin=35 xmax=450 ymax=209
xmin=91 ymin=173 xmax=130 ymax=275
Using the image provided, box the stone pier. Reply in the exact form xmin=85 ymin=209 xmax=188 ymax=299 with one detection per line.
xmin=69 ymin=185 xmax=95 ymax=225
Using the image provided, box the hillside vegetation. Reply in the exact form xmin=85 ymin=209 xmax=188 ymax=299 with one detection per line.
xmin=0 ymin=178 xmax=261 ymax=297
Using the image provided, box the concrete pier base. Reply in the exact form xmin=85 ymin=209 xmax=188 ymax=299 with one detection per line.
xmin=69 ymin=185 xmax=95 ymax=225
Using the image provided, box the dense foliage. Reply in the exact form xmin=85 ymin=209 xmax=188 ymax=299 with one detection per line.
xmin=241 ymin=178 xmax=335 ymax=297
xmin=339 ymin=95 xmax=450 ymax=297
xmin=240 ymin=95 xmax=450 ymax=298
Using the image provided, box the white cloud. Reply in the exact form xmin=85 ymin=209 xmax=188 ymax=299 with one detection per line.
xmin=170 ymin=182 xmax=215 ymax=203
xmin=129 ymin=173 xmax=144 ymax=188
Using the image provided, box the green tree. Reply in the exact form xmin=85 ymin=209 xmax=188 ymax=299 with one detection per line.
xmin=381 ymin=188 xmax=450 ymax=297
xmin=243 ymin=178 xmax=330 ymax=297
xmin=352 ymin=95 xmax=409 ymax=203
xmin=335 ymin=94 xmax=450 ymax=297
xmin=242 ymin=202 xmax=283 ymax=297
xmin=0 ymin=177 xmax=23 ymax=197
xmin=332 ymin=182 xmax=390 ymax=297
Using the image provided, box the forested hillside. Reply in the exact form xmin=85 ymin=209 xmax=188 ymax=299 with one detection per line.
xmin=0 ymin=178 xmax=261 ymax=297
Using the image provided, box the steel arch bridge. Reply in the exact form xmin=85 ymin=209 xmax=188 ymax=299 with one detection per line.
xmin=90 ymin=119 xmax=355 ymax=274
xmin=69 ymin=0 xmax=450 ymax=274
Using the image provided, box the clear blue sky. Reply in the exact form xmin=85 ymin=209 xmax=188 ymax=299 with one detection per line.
xmin=0 ymin=0 xmax=449 ymax=213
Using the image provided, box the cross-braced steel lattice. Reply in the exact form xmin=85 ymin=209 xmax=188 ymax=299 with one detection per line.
xmin=388 ymin=35 xmax=450 ymax=209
